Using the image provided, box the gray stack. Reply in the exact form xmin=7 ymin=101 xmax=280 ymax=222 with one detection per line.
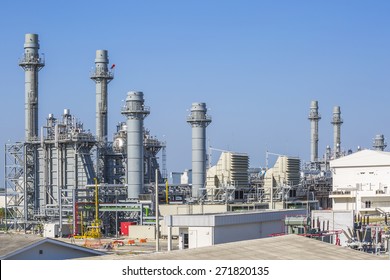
xmin=187 ymin=103 xmax=212 ymax=199
xmin=91 ymin=50 xmax=114 ymax=143
xmin=19 ymin=33 xmax=45 ymax=141
xmin=121 ymin=91 xmax=150 ymax=199
xmin=331 ymin=106 xmax=343 ymax=158
xmin=308 ymin=101 xmax=321 ymax=162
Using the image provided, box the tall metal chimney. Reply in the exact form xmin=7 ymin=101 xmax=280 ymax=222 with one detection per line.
xmin=373 ymin=134 xmax=387 ymax=151
xmin=19 ymin=33 xmax=45 ymax=141
xmin=331 ymin=106 xmax=343 ymax=158
xmin=121 ymin=91 xmax=149 ymax=199
xmin=308 ymin=101 xmax=321 ymax=162
xmin=91 ymin=50 xmax=114 ymax=143
xmin=187 ymin=103 xmax=211 ymax=199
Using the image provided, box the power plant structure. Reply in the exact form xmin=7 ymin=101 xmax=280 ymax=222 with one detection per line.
xmin=304 ymin=101 xmax=342 ymax=210
xmin=3 ymin=35 xmax=389 ymax=258
xmin=4 ymin=34 xmax=167 ymax=235
xmin=206 ymin=151 xmax=249 ymax=202
xmin=7 ymin=35 xmax=327 ymax=235
xmin=5 ymin=51 xmax=340 ymax=236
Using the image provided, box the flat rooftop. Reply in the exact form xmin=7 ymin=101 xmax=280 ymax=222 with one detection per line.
xmin=80 ymin=234 xmax=388 ymax=260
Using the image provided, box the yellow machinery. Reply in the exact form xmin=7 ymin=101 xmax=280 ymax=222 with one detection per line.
xmin=83 ymin=178 xmax=102 ymax=239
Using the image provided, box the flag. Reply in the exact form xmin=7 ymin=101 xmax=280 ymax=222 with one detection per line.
xmin=110 ymin=64 xmax=116 ymax=69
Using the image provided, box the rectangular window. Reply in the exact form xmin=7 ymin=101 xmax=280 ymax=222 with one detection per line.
xmin=39 ymin=250 xmax=43 ymax=255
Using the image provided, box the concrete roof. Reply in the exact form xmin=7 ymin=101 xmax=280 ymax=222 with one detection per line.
xmin=80 ymin=234 xmax=387 ymax=260
xmin=166 ymin=209 xmax=306 ymax=227
xmin=330 ymin=149 xmax=390 ymax=168
xmin=0 ymin=233 xmax=105 ymax=260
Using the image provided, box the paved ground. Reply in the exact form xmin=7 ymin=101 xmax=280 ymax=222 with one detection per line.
xmin=58 ymin=236 xmax=179 ymax=256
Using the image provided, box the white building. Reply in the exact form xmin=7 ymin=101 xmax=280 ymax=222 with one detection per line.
xmin=181 ymin=169 xmax=192 ymax=184
xmin=170 ymin=169 xmax=192 ymax=185
xmin=0 ymin=234 xmax=105 ymax=260
xmin=164 ymin=209 xmax=306 ymax=250
xmin=329 ymin=149 xmax=390 ymax=215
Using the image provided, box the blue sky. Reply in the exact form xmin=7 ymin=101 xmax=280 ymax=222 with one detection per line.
xmin=1 ymin=0 xmax=390 ymax=182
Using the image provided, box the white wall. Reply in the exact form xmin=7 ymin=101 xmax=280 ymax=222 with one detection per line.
xmin=159 ymin=205 xmax=228 ymax=238
xmin=333 ymin=166 xmax=390 ymax=191
xmin=128 ymin=225 xmax=155 ymax=240
xmin=181 ymin=170 xmax=192 ymax=184
xmin=43 ymin=223 xmax=72 ymax=238
xmin=213 ymin=221 xmax=283 ymax=245
xmin=188 ymin=227 xmax=213 ymax=248
xmin=159 ymin=204 xmax=228 ymax=216
xmin=332 ymin=165 xmax=390 ymax=214
xmin=332 ymin=198 xmax=356 ymax=211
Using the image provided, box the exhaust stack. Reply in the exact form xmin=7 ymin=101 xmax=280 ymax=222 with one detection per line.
xmin=331 ymin=106 xmax=343 ymax=158
xmin=308 ymin=101 xmax=321 ymax=162
xmin=19 ymin=34 xmax=45 ymax=141
xmin=187 ymin=102 xmax=212 ymax=199
xmin=91 ymin=50 xmax=114 ymax=143
xmin=121 ymin=91 xmax=150 ymax=199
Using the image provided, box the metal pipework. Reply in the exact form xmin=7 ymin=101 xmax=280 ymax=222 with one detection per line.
xmin=331 ymin=106 xmax=343 ymax=158
xmin=187 ymin=102 xmax=212 ymax=199
xmin=91 ymin=50 xmax=114 ymax=143
xmin=308 ymin=101 xmax=321 ymax=162
xmin=19 ymin=33 xmax=45 ymax=141
xmin=373 ymin=134 xmax=387 ymax=151
xmin=121 ymin=91 xmax=150 ymax=199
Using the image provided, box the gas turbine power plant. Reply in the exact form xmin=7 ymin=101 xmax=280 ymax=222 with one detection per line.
xmin=5 ymin=34 xmax=172 ymax=237
xmin=3 ymin=34 xmax=389 ymax=257
xmin=5 ymin=34 xmax=221 ymax=238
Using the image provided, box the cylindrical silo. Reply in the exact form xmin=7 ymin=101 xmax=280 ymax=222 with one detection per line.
xmin=91 ymin=50 xmax=114 ymax=143
xmin=19 ymin=33 xmax=45 ymax=141
xmin=121 ymin=91 xmax=150 ymax=199
xmin=331 ymin=106 xmax=343 ymax=158
xmin=187 ymin=103 xmax=212 ymax=199
xmin=308 ymin=101 xmax=321 ymax=162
